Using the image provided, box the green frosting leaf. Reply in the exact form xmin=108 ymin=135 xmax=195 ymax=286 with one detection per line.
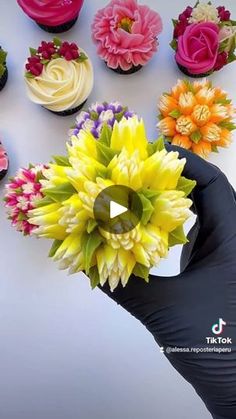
xmin=87 ymin=219 xmax=98 ymax=234
xmin=48 ymin=239 xmax=63 ymax=258
xmin=170 ymin=39 xmax=178 ymax=51
xmin=190 ymin=130 xmax=202 ymax=144
xmin=0 ymin=48 xmax=7 ymax=64
xmin=29 ymin=47 xmax=37 ymax=57
xmin=53 ymin=155 xmax=71 ymax=167
xmin=177 ymin=176 xmax=197 ymax=196
xmin=0 ymin=64 xmax=5 ymax=78
xmin=89 ymin=266 xmax=100 ymax=289
xmin=25 ymin=71 xmax=35 ymax=79
xmin=138 ymin=193 xmax=154 ymax=225
xmin=96 ymin=141 xmax=117 ymax=166
xmin=211 ymin=145 xmax=219 ymax=153
xmin=147 ymin=137 xmax=165 ymax=156
xmin=132 ymin=263 xmax=149 ymax=282
xmin=169 ymin=225 xmax=188 ymax=247
xmin=36 ymin=196 xmax=54 ymax=208
xmin=98 ymin=123 xmax=112 ymax=146
xmin=169 ymin=109 xmax=182 ymax=119
xmin=82 ymin=231 xmax=103 ymax=274
xmin=53 ymin=37 xmax=62 ymax=47
xmin=43 ymin=183 xmax=77 ymax=202
xmin=219 ymin=121 xmax=236 ymax=131
xmin=77 ymin=52 xmax=88 ymax=63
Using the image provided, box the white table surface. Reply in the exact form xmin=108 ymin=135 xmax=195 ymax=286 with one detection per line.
xmin=0 ymin=1 xmax=236 ymax=418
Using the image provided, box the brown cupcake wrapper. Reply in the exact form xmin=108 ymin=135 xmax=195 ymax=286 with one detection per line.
xmin=36 ymin=16 xmax=78 ymax=33
xmin=0 ymin=67 xmax=8 ymax=91
xmin=177 ymin=64 xmax=212 ymax=78
xmin=106 ymin=62 xmax=143 ymax=75
xmin=44 ymin=99 xmax=87 ymax=117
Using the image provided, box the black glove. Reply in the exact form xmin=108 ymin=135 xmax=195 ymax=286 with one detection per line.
xmin=98 ymin=146 xmax=236 ymax=419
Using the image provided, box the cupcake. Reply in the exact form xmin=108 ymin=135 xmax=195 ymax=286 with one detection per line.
xmin=17 ymin=0 xmax=84 ymax=33
xmin=0 ymin=141 xmax=9 ymax=181
xmin=171 ymin=2 xmax=236 ymax=78
xmin=92 ymin=0 xmax=163 ymax=75
xmin=5 ymin=116 xmax=195 ymax=291
xmin=24 ymin=38 xmax=94 ymax=116
xmin=0 ymin=47 xmax=8 ymax=91
xmin=158 ymin=79 xmax=236 ymax=159
xmin=69 ymin=101 xmax=136 ymax=139
xmin=4 ymin=165 xmax=45 ymax=235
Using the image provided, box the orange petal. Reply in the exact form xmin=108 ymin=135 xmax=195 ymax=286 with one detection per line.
xmin=210 ymin=104 xmax=229 ymax=124
xmin=201 ymin=122 xmax=221 ymax=143
xmin=192 ymin=104 xmax=211 ymax=127
xmin=172 ymin=135 xmax=192 ymax=150
xmin=178 ymin=92 xmax=197 ymax=115
xmin=159 ymin=117 xmax=176 ymax=137
xmin=171 ymin=80 xmax=188 ymax=100
xmin=192 ymin=141 xmax=212 ymax=159
xmin=215 ymin=128 xmax=232 ymax=148
xmin=159 ymin=94 xmax=178 ymax=117
xmin=195 ymin=87 xmax=216 ymax=106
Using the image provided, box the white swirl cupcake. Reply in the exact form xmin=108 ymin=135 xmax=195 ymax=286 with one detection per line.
xmin=24 ymin=38 xmax=94 ymax=116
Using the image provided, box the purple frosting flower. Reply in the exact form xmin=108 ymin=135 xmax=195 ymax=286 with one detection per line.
xmin=69 ymin=101 xmax=135 ymax=139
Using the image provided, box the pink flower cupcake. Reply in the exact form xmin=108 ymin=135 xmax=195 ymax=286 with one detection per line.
xmin=0 ymin=141 xmax=9 ymax=181
xmin=92 ymin=0 xmax=163 ymax=75
xmin=17 ymin=0 xmax=84 ymax=33
xmin=171 ymin=2 xmax=236 ymax=78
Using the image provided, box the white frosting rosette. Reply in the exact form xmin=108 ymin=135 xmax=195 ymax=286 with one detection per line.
xmin=24 ymin=49 xmax=93 ymax=113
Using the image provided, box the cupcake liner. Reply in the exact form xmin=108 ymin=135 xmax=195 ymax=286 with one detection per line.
xmin=177 ymin=64 xmax=212 ymax=79
xmin=36 ymin=16 xmax=78 ymax=33
xmin=0 ymin=168 xmax=8 ymax=181
xmin=45 ymin=99 xmax=87 ymax=117
xmin=0 ymin=67 xmax=8 ymax=91
xmin=106 ymin=62 xmax=143 ymax=75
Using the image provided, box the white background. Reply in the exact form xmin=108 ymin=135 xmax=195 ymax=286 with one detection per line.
xmin=0 ymin=1 xmax=236 ymax=418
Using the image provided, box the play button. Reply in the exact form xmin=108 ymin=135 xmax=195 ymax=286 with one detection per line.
xmin=93 ymin=185 xmax=143 ymax=234
xmin=110 ymin=201 xmax=128 ymax=219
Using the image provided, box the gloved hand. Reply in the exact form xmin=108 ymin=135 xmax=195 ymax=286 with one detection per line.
xmin=98 ymin=145 xmax=236 ymax=419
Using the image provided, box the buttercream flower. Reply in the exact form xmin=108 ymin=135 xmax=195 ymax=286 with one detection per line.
xmin=0 ymin=142 xmax=8 ymax=180
xmin=92 ymin=0 xmax=163 ymax=73
xmin=13 ymin=116 xmax=195 ymax=291
xmin=158 ymin=79 xmax=236 ymax=158
xmin=38 ymin=41 xmax=56 ymax=60
xmin=171 ymin=3 xmax=236 ymax=76
xmin=59 ymin=42 xmax=80 ymax=61
xmin=4 ymin=165 xmax=46 ymax=235
xmin=176 ymin=22 xmax=219 ymax=75
xmin=189 ymin=3 xmax=220 ymax=24
xmin=69 ymin=101 xmax=135 ymax=139
xmin=217 ymin=6 xmax=231 ymax=22
xmin=25 ymin=56 xmax=43 ymax=76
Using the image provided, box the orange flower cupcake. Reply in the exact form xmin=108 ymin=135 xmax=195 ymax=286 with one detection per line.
xmin=158 ymin=79 xmax=236 ymax=159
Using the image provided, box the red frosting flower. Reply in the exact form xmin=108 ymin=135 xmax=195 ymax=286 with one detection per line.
xmin=25 ymin=56 xmax=43 ymax=76
xmin=59 ymin=41 xmax=79 ymax=61
xmin=38 ymin=41 xmax=56 ymax=60
xmin=176 ymin=22 xmax=219 ymax=75
xmin=178 ymin=6 xmax=193 ymax=22
xmin=214 ymin=51 xmax=228 ymax=71
xmin=217 ymin=6 xmax=231 ymax=21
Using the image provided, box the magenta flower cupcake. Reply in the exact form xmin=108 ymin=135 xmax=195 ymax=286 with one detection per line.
xmin=92 ymin=0 xmax=163 ymax=75
xmin=0 ymin=141 xmax=9 ymax=181
xmin=17 ymin=0 xmax=84 ymax=33
xmin=171 ymin=2 xmax=236 ymax=78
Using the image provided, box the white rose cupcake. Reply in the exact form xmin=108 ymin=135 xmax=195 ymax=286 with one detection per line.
xmin=24 ymin=38 xmax=94 ymax=116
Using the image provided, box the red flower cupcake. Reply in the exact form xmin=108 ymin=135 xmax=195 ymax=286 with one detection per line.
xmin=171 ymin=2 xmax=236 ymax=78
xmin=17 ymin=0 xmax=84 ymax=33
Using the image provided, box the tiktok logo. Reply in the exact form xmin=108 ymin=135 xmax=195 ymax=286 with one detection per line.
xmin=212 ymin=318 xmax=227 ymax=335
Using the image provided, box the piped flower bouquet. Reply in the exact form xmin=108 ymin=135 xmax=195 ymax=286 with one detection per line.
xmin=5 ymin=105 xmax=196 ymax=291
xmin=171 ymin=1 xmax=236 ymax=77
xmin=158 ymin=79 xmax=236 ymax=159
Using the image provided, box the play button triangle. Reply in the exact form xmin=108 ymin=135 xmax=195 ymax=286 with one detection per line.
xmin=110 ymin=201 xmax=128 ymax=219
